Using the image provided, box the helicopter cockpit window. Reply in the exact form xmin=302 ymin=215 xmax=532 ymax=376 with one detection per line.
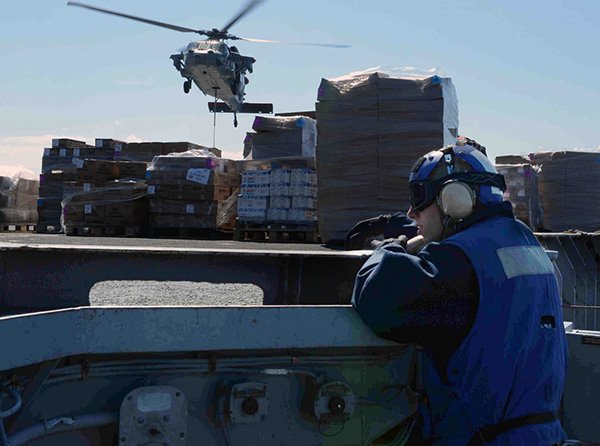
xmin=190 ymin=41 xmax=229 ymax=56
xmin=186 ymin=42 xmax=201 ymax=52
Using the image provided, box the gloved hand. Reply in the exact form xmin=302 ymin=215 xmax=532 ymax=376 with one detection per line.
xmin=370 ymin=235 xmax=408 ymax=250
xmin=345 ymin=215 xmax=391 ymax=250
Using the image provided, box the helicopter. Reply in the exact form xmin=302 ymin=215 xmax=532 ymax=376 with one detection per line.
xmin=67 ymin=0 xmax=349 ymax=127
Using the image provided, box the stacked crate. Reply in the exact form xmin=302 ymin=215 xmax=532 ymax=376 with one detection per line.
xmin=236 ymin=158 xmax=318 ymax=242
xmin=38 ymin=138 xmax=107 ymax=232
xmin=495 ymin=163 xmax=542 ymax=230
xmin=530 ymin=150 xmax=600 ymax=232
xmin=146 ymin=154 xmax=239 ymax=234
xmin=116 ymin=141 xmax=222 ymax=163
xmin=238 ymin=162 xmax=318 ymax=225
xmin=61 ymin=159 xmax=149 ymax=236
xmin=315 ymin=71 xmax=458 ymax=244
xmin=0 ymin=176 xmax=39 ymax=229
xmin=245 ymin=116 xmax=317 ymax=159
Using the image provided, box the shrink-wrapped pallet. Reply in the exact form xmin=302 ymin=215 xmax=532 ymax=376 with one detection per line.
xmin=246 ymin=116 xmax=317 ymax=159
xmin=531 ymin=150 xmax=600 ymax=232
xmin=237 ymin=158 xmax=317 ymax=226
xmin=0 ymin=169 xmax=39 ymax=226
xmin=495 ymin=163 xmax=542 ymax=230
xmin=116 ymin=141 xmax=221 ymax=163
xmin=315 ymin=69 xmax=458 ymax=243
xmin=146 ymin=149 xmax=239 ymax=231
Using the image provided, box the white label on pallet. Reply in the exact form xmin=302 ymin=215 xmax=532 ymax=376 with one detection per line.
xmin=83 ymin=183 xmax=91 ymax=192
xmin=84 ymin=204 xmax=92 ymax=214
xmin=148 ymin=185 xmax=155 ymax=194
xmin=114 ymin=143 xmax=122 ymax=151
xmin=186 ymin=168 xmax=211 ymax=185
xmin=72 ymin=158 xmax=84 ymax=168
xmin=186 ymin=204 xmax=195 ymax=214
xmin=73 ymin=148 xmax=80 ymax=157
xmin=95 ymin=139 xmax=102 ymax=147
xmin=44 ymin=148 xmax=50 ymax=156
xmin=59 ymin=148 xmax=67 ymax=157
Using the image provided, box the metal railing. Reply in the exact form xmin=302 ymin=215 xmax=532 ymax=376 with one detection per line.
xmin=537 ymin=232 xmax=600 ymax=331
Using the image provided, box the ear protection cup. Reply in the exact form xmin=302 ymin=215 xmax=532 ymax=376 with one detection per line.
xmin=437 ymin=181 xmax=476 ymax=220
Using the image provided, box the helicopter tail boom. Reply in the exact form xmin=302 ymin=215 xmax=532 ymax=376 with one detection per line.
xmin=208 ymin=102 xmax=273 ymax=114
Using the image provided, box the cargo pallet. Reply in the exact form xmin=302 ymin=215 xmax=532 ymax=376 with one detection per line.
xmin=0 ymin=223 xmax=36 ymax=233
xmin=65 ymin=225 xmax=146 ymax=237
xmin=148 ymin=226 xmax=231 ymax=240
xmin=35 ymin=224 xmax=62 ymax=234
xmin=234 ymin=222 xmax=319 ymax=243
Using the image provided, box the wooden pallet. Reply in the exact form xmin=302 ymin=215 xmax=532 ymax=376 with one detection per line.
xmin=148 ymin=226 xmax=232 ymax=240
xmin=234 ymin=222 xmax=319 ymax=243
xmin=64 ymin=225 xmax=146 ymax=237
xmin=0 ymin=223 xmax=37 ymax=233
xmin=36 ymin=223 xmax=63 ymax=234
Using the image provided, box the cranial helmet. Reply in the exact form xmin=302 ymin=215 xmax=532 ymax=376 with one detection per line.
xmin=408 ymin=142 xmax=506 ymax=221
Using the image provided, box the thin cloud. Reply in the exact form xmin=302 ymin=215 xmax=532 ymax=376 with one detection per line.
xmin=125 ymin=134 xmax=144 ymax=143
xmin=0 ymin=134 xmax=92 ymax=174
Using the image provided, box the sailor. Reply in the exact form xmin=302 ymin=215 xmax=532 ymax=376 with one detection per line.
xmin=351 ymin=142 xmax=568 ymax=445
xmin=344 ymin=137 xmax=487 ymax=251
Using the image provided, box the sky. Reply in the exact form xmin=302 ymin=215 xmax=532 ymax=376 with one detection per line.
xmin=1 ymin=0 xmax=600 ymax=176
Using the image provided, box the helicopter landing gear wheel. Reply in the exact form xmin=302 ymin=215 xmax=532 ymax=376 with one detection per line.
xmin=233 ymin=113 xmax=238 ymax=127
xmin=183 ymin=79 xmax=192 ymax=94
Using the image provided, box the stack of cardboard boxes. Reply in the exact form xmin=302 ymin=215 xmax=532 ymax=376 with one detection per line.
xmin=495 ymin=161 xmax=542 ymax=230
xmin=0 ymin=176 xmax=38 ymax=226
xmin=245 ymin=116 xmax=317 ymax=160
xmin=38 ymin=138 xmax=107 ymax=231
xmin=38 ymin=138 xmax=225 ymax=236
xmin=116 ymin=141 xmax=222 ymax=163
xmin=146 ymin=152 xmax=240 ymax=232
xmin=61 ymin=158 xmax=149 ymax=235
xmin=237 ymin=165 xmax=318 ymax=226
xmin=237 ymin=116 xmax=318 ymax=229
xmin=315 ymin=71 xmax=458 ymax=244
xmin=530 ymin=150 xmax=600 ymax=232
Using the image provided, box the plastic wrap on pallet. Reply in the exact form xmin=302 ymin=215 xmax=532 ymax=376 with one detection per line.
xmin=216 ymin=187 xmax=239 ymax=230
xmin=252 ymin=115 xmax=317 ymax=133
xmin=147 ymin=151 xmax=238 ymax=178
xmin=247 ymin=116 xmax=317 ymax=160
xmin=495 ymin=163 xmax=542 ymax=230
xmin=146 ymin=151 xmax=238 ymax=232
xmin=531 ymin=149 xmax=600 ymax=232
xmin=315 ymin=67 xmax=458 ymax=244
xmin=60 ymin=179 xmax=148 ymax=233
xmin=0 ymin=166 xmax=39 ymax=224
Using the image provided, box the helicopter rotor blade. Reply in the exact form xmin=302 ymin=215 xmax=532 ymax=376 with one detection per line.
xmin=220 ymin=0 xmax=266 ymax=33
xmin=241 ymin=37 xmax=351 ymax=49
xmin=67 ymin=1 xmax=199 ymax=34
